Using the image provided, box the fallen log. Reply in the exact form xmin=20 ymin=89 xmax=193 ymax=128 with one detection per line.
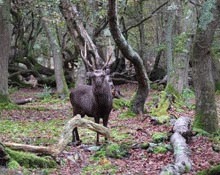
xmin=3 ymin=114 xmax=110 ymax=157
xmin=160 ymin=116 xmax=192 ymax=175
xmin=13 ymin=98 xmax=33 ymax=105
xmin=173 ymin=116 xmax=192 ymax=142
xmin=52 ymin=114 xmax=110 ymax=156
xmin=3 ymin=142 xmax=52 ymax=155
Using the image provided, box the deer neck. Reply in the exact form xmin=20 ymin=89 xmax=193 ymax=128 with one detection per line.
xmin=93 ymin=83 xmax=112 ymax=103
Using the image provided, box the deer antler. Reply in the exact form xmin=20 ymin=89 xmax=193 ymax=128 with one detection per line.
xmin=80 ymin=42 xmax=94 ymax=70
xmin=102 ymin=52 xmax=113 ymax=70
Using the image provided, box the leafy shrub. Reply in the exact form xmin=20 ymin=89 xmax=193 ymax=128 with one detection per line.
xmin=113 ymin=98 xmax=130 ymax=110
xmin=151 ymin=132 xmax=168 ymax=143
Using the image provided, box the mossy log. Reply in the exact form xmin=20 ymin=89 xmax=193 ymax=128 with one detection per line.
xmin=0 ymin=142 xmax=56 ymax=169
xmin=0 ymin=143 xmax=10 ymax=166
xmin=4 ymin=115 xmax=110 ymax=157
xmin=6 ymin=148 xmax=57 ymax=168
xmin=3 ymin=142 xmax=52 ymax=155
xmin=160 ymin=116 xmax=192 ymax=175
xmin=173 ymin=116 xmax=192 ymax=142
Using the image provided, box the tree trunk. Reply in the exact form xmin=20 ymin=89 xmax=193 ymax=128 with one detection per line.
xmin=192 ymin=0 xmax=220 ymax=133
xmin=171 ymin=0 xmax=196 ymax=93
xmin=41 ymin=13 xmax=69 ymax=97
xmin=165 ymin=3 xmax=175 ymax=86
xmin=0 ymin=0 xmax=11 ymax=103
xmin=165 ymin=1 xmax=196 ymax=94
xmin=108 ymin=0 xmax=149 ymax=114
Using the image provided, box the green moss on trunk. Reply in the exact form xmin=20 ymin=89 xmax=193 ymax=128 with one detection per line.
xmin=0 ymin=94 xmax=10 ymax=104
xmin=194 ymin=109 xmax=218 ymax=134
xmin=6 ymin=148 xmax=57 ymax=168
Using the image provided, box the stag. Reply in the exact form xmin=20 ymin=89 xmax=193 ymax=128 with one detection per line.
xmin=70 ymin=45 xmax=113 ymax=145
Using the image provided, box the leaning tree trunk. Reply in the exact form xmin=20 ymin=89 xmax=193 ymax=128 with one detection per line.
xmin=192 ymin=0 xmax=220 ymax=133
xmin=0 ymin=0 xmax=11 ymax=103
xmin=59 ymin=0 xmax=103 ymax=69
xmin=41 ymin=12 xmax=69 ymax=97
xmin=108 ymin=0 xmax=149 ymax=114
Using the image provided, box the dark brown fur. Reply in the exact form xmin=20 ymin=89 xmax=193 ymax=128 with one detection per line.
xmin=70 ymin=69 xmax=113 ymax=145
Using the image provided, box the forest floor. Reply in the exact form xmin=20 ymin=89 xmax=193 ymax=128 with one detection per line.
xmin=0 ymin=84 xmax=220 ymax=175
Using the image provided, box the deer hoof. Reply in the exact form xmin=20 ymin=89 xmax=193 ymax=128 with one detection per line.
xmin=96 ymin=142 xmax=101 ymax=146
xmin=68 ymin=140 xmax=82 ymax=146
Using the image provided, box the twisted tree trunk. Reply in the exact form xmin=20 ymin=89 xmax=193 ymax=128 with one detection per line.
xmin=108 ymin=0 xmax=149 ymax=114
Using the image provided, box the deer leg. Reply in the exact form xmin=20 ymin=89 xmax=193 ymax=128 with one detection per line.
xmin=72 ymin=127 xmax=81 ymax=146
xmin=103 ymin=118 xmax=108 ymax=143
xmin=94 ymin=117 xmax=100 ymax=145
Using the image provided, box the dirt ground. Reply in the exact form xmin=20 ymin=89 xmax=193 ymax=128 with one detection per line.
xmin=0 ymin=85 xmax=219 ymax=175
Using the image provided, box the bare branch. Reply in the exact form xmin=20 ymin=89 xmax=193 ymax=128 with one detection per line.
xmin=123 ymin=0 xmax=170 ymax=34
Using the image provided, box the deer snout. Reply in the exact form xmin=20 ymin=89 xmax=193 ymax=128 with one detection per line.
xmin=93 ymin=76 xmax=104 ymax=87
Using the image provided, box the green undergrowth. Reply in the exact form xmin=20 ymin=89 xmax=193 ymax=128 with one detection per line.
xmin=93 ymin=143 xmax=130 ymax=160
xmin=149 ymin=86 xmax=195 ymax=124
xmin=151 ymin=132 xmax=168 ymax=143
xmin=118 ymin=110 xmax=136 ymax=119
xmin=82 ymin=142 xmax=130 ymax=175
xmin=192 ymin=128 xmax=211 ymax=137
xmin=197 ymin=164 xmax=220 ymax=175
xmin=36 ymin=85 xmax=52 ymax=100
xmin=0 ymin=102 xmax=19 ymax=110
xmin=0 ymin=119 xmax=64 ymax=145
xmin=113 ymin=98 xmax=130 ymax=110
xmin=36 ymin=85 xmax=68 ymax=104
xmin=78 ymin=128 xmax=98 ymax=145
xmin=149 ymin=91 xmax=170 ymax=123
xmin=78 ymin=126 xmax=132 ymax=145
xmin=113 ymin=98 xmax=136 ymax=119
xmin=111 ymin=128 xmax=130 ymax=142
xmin=149 ymin=132 xmax=170 ymax=154
xmin=151 ymin=144 xmax=169 ymax=154
xmin=82 ymin=160 xmax=117 ymax=175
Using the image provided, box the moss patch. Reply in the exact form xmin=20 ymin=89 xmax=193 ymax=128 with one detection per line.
xmin=152 ymin=132 xmax=168 ymax=143
xmin=82 ymin=159 xmax=117 ymax=175
xmin=105 ymin=143 xmax=130 ymax=159
xmin=0 ymin=119 xmax=63 ymax=145
xmin=0 ymin=102 xmax=19 ymax=110
xmin=0 ymin=94 xmax=10 ymax=104
xmin=147 ymin=143 xmax=170 ymax=154
xmin=150 ymin=91 xmax=170 ymax=117
xmin=7 ymin=160 xmax=20 ymax=169
xmin=118 ymin=110 xmax=136 ymax=119
xmin=197 ymin=164 xmax=220 ymax=175
xmin=6 ymin=148 xmax=57 ymax=168
xmin=113 ymin=98 xmax=130 ymax=110
xmin=198 ymin=0 xmax=216 ymax=30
